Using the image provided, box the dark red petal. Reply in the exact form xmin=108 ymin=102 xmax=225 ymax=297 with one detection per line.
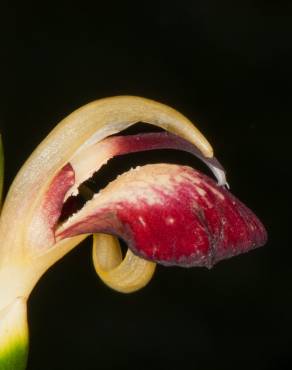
xmin=43 ymin=163 xmax=75 ymax=228
xmin=28 ymin=163 xmax=75 ymax=249
xmin=56 ymin=164 xmax=267 ymax=268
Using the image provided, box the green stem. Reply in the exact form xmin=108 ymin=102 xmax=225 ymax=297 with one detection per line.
xmin=0 ymin=298 xmax=28 ymax=370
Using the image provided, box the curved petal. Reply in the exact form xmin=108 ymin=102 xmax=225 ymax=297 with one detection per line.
xmin=0 ymin=96 xmax=214 ymax=263
xmin=68 ymin=132 xmax=227 ymax=199
xmin=92 ymin=233 xmax=156 ymax=293
xmin=57 ymin=164 xmax=267 ymax=269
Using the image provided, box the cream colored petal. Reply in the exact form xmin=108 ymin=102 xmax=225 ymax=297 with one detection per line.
xmin=0 ymin=96 xmax=213 ymax=303
xmin=1 ymin=96 xmax=213 ymax=261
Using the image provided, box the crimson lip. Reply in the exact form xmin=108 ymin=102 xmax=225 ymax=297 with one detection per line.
xmin=55 ymin=160 xmax=267 ymax=269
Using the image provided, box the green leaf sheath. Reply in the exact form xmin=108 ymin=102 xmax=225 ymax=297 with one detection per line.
xmin=0 ymin=134 xmax=4 ymax=206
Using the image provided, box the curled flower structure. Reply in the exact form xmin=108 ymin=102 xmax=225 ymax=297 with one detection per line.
xmin=0 ymin=96 xmax=267 ymax=369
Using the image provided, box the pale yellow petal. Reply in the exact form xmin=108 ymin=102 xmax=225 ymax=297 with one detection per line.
xmin=92 ymin=233 xmax=156 ymax=293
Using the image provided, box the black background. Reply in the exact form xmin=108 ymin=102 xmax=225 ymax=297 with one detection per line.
xmin=0 ymin=1 xmax=291 ymax=370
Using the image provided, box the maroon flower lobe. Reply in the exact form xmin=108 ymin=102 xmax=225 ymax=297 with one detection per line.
xmin=56 ymin=164 xmax=267 ymax=268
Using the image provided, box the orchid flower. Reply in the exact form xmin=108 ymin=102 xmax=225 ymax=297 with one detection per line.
xmin=0 ymin=96 xmax=267 ymax=369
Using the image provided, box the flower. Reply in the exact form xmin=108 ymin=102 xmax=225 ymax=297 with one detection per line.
xmin=0 ymin=96 xmax=267 ymax=369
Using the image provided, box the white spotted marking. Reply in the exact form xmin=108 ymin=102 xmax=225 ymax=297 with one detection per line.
xmin=166 ymin=217 xmax=175 ymax=225
xmin=138 ymin=216 xmax=146 ymax=227
xmin=196 ymin=187 xmax=206 ymax=196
